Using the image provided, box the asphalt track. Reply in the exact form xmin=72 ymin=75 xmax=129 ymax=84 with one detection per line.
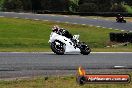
xmin=0 ymin=52 xmax=132 ymax=78
xmin=0 ymin=12 xmax=132 ymax=31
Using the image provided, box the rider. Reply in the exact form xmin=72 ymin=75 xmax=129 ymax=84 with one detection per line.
xmin=52 ymin=25 xmax=73 ymax=39
xmin=52 ymin=25 xmax=60 ymax=33
xmin=52 ymin=25 xmax=77 ymax=47
xmin=116 ymin=14 xmax=123 ymax=20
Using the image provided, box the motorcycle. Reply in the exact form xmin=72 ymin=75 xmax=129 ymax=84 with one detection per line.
xmin=48 ymin=32 xmax=91 ymax=55
xmin=116 ymin=17 xmax=126 ymax=23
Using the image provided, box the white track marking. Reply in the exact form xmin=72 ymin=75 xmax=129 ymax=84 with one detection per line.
xmin=34 ymin=19 xmax=39 ymax=21
xmin=64 ymin=15 xmax=69 ymax=17
xmin=105 ymin=19 xmax=109 ymax=20
xmin=51 ymin=15 xmax=55 ymax=16
xmin=115 ymin=29 xmax=119 ymax=30
xmin=109 ymin=28 xmax=113 ymax=29
xmin=89 ymin=25 xmax=93 ymax=27
xmin=92 ymin=52 xmax=132 ymax=54
xmin=82 ymin=24 xmax=86 ymax=25
xmin=43 ymin=20 xmax=49 ymax=21
xmin=25 ymin=18 xmax=29 ymax=19
xmin=97 ymin=26 xmax=101 ymax=28
xmin=114 ymin=66 xmax=126 ymax=68
xmin=81 ymin=17 xmax=86 ymax=19
xmin=73 ymin=23 xmax=77 ymax=24
xmin=93 ymin=18 xmax=97 ymax=19
xmin=14 ymin=17 xmax=19 ymax=19
xmin=121 ymin=30 xmax=125 ymax=32
xmin=0 ymin=52 xmax=132 ymax=54
xmin=102 ymin=27 xmax=106 ymax=28
xmin=65 ymin=22 xmax=69 ymax=23
xmin=0 ymin=16 xmax=4 ymax=17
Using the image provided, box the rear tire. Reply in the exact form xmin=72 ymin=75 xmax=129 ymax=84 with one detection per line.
xmin=51 ymin=40 xmax=65 ymax=55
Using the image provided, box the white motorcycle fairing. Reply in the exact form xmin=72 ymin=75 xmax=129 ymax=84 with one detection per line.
xmin=49 ymin=32 xmax=80 ymax=53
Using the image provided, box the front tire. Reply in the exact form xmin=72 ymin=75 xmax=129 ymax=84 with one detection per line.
xmin=51 ymin=40 xmax=65 ymax=55
xmin=76 ymin=76 xmax=86 ymax=85
xmin=123 ymin=20 xmax=126 ymax=23
xmin=79 ymin=42 xmax=91 ymax=55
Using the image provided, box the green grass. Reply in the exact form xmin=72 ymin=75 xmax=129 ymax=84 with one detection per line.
xmin=0 ymin=17 xmax=132 ymax=52
xmin=0 ymin=73 xmax=131 ymax=88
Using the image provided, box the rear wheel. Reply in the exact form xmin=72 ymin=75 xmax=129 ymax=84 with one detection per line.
xmin=51 ymin=40 xmax=65 ymax=55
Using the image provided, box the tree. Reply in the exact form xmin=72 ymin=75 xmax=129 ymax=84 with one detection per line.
xmin=40 ymin=0 xmax=69 ymax=11
xmin=3 ymin=0 xmax=23 ymax=11
xmin=0 ymin=0 xmax=4 ymax=10
xmin=111 ymin=3 xmax=126 ymax=12
xmin=69 ymin=0 xmax=80 ymax=12
xmin=20 ymin=0 xmax=32 ymax=11
xmin=124 ymin=0 xmax=132 ymax=5
xmin=79 ymin=0 xmax=112 ymax=12
xmin=30 ymin=0 xmax=41 ymax=11
xmin=112 ymin=0 xmax=124 ymax=4
xmin=79 ymin=3 xmax=98 ymax=12
xmin=96 ymin=0 xmax=112 ymax=12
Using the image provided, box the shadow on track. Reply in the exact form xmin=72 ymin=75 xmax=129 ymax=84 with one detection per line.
xmin=46 ymin=53 xmax=82 ymax=56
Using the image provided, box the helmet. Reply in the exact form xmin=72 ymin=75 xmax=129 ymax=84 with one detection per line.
xmin=118 ymin=14 xmax=121 ymax=16
xmin=52 ymin=25 xmax=60 ymax=32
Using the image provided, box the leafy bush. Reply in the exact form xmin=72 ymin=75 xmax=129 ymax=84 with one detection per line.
xmin=111 ymin=3 xmax=126 ymax=12
xmin=3 ymin=0 xmax=23 ymax=11
xmin=123 ymin=5 xmax=132 ymax=13
xmin=21 ymin=0 xmax=32 ymax=11
xmin=78 ymin=3 xmax=98 ymax=12
xmin=0 ymin=0 xmax=4 ymax=10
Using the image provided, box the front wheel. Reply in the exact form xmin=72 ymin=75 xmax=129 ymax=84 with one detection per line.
xmin=123 ymin=20 xmax=126 ymax=23
xmin=51 ymin=40 xmax=65 ymax=55
xmin=76 ymin=76 xmax=86 ymax=85
xmin=79 ymin=42 xmax=91 ymax=55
